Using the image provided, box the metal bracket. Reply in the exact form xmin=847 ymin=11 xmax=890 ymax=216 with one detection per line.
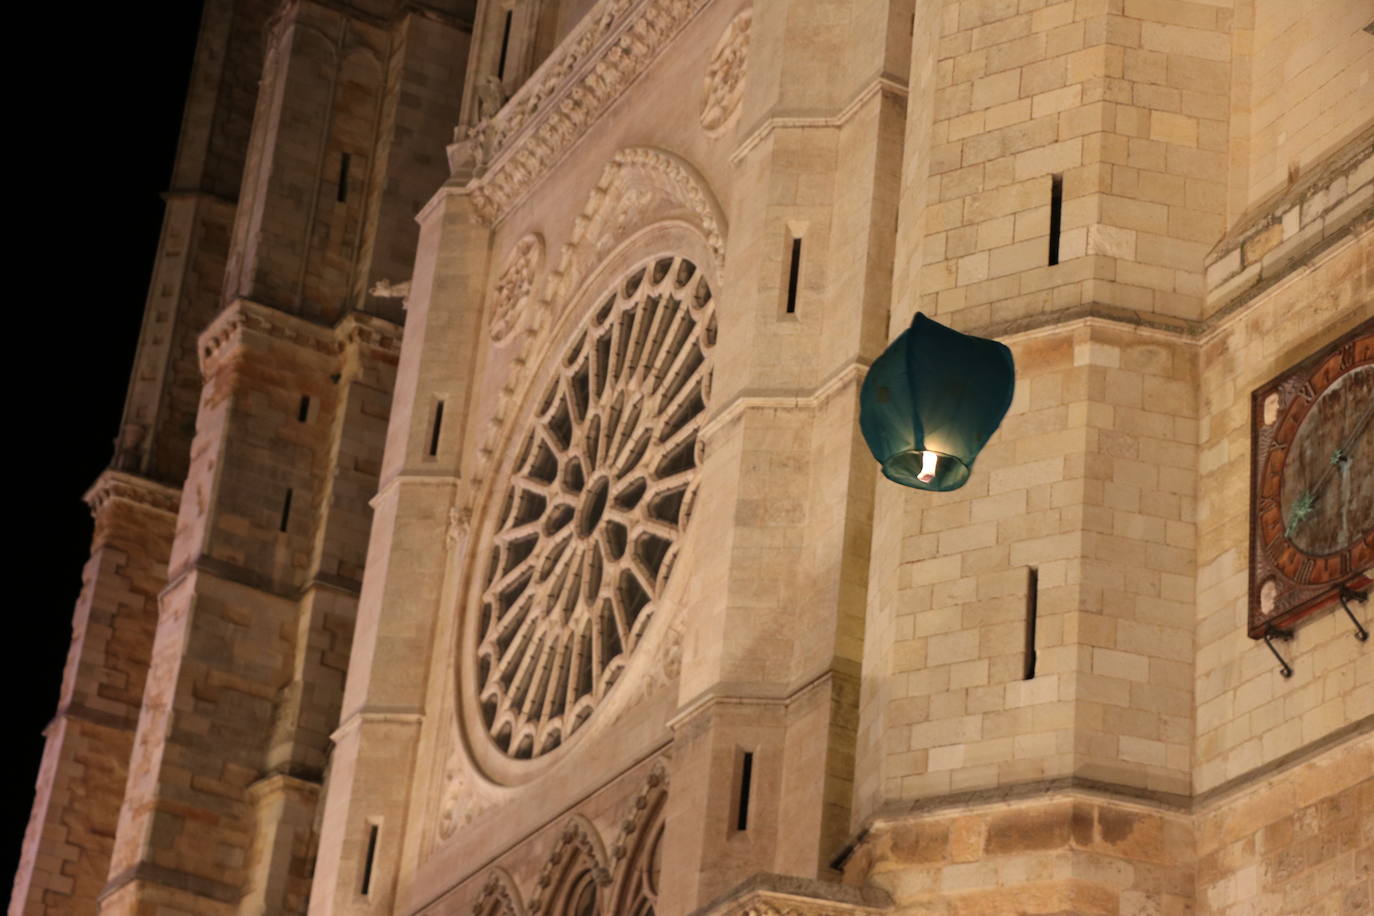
xmin=1339 ymin=586 xmax=1369 ymax=642
xmin=1263 ymin=625 xmax=1294 ymax=678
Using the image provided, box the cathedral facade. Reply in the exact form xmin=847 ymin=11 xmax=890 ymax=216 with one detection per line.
xmin=12 ymin=0 xmax=1373 ymax=913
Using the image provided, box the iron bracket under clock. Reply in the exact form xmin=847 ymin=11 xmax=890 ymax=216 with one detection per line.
xmin=1247 ymin=315 xmax=1373 ymax=675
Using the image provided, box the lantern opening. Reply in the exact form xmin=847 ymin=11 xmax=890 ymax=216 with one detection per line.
xmin=881 ymin=448 xmax=969 ymax=491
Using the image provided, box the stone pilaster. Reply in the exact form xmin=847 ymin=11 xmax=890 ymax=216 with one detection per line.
xmin=308 ymin=185 xmax=490 ymax=915
xmin=11 ymin=474 xmax=178 ymax=916
xmin=658 ymin=0 xmax=911 ymax=911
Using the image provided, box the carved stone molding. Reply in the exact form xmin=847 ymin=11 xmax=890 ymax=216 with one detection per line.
xmin=527 ymin=814 xmax=612 ymax=913
xmin=198 ymin=300 xmax=338 ymax=375
xmin=609 ymin=760 xmax=669 ymax=863
xmin=337 ymin=309 xmax=404 ymax=356
xmin=459 ymin=0 xmax=713 ymax=225
xmin=606 ymin=760 xmax=669 ymax=913
xmin=83 ymin=470 xmax=182 ymax=519
xmin=490 ymin=233 xmax=545 ymax=344
xmin=691 ymin=874 xmax=892 ymax=916
xmin=701 ymin=7 xmax=751 ymax=135
xmin=198 ymin=300 xmax=401 ymax=377
xmin=471 ymin=866 xmax=527 ymax=916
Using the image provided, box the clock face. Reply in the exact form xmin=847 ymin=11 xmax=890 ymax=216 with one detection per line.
xmin=1249 ymin=316 xmax=1374 ymax=637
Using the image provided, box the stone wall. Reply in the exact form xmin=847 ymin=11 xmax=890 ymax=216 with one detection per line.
xmin=1195 ymin=731 xmax=1372 ymax=914
xmin=856 ymin=793 xmax=1194 ymax=914
xmin=1194 ymin=226 xmax=1373 ymax=795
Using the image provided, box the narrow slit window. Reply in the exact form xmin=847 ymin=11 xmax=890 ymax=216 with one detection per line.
xmin=1024 ymin=566 xmax=1039 ymax=680
xmin=360 ymin=823 xmax=379 ymax=896
xmin=1047 ymin=174 xmax=1063 ymax=266
xmin=785 ymin=237 xmax=802 ymax=315
xmin=497 ymin=9 xmax=513 ymax=80
xmin=736 ymin=750 xmax=754 ymax=831
xmin=279 ymin=488 xmax=293 ymax=534
xmin=297 ymin=395 xmax=310 ymax=423
xmin=428 ymin=400 xmax=445 ymax=457
xmin=337 ymin=153 xmax=351 ymax=203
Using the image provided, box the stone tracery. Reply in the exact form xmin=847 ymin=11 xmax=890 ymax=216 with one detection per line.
xmin=476 ymin=255 xmax=715 ymax=760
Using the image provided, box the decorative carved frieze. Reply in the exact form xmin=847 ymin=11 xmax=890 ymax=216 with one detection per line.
xmin=456 ymin=0 xmax=712 ymax=225
xmin=701 ymin=7 xmax=751 ymax=134
xmin=490 ymin=233 xmax=545 ymax=343
xmin=83 ymin=469 xmax=182 ymax=519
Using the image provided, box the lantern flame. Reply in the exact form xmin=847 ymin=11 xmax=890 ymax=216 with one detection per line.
xmin=917 ymin=450 xmax=938 ymax=483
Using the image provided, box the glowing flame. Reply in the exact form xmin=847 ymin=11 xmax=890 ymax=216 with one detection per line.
xmin=917 ymin=450 xmax=938 ymax=483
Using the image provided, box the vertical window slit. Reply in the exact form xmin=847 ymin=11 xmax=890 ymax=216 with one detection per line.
xmin=497 ymin=9 xmax=513 ymax=80
xmin=785 ymin=237 xmax=802 ymax=315
xmin=279 ymin=488 xmax=293 ymax=534
xmin=297 ymin=395 xmax=310 ymax=423
xmin=736 ymin=750 xmax=754 ymax=831
xmin=1024 ymin=566 xmax=1039 ymax=680
xmin=337 ymin=153 xmax=351 ymax=203
xmin=360 ymin=823 xmax=379 ymax=896
xmin=1047 ymin=174 xmax=1063 ymax=266
xmin=429 ymin=400 xmax=445 ymax=457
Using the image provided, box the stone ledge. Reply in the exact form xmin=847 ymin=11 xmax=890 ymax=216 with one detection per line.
xmin=690 ymin=873 xmax=893 ymax=916
xmin=1204 ymin=123 xmax=1374 ymax=314
xmin=198 ymin=299 xmax=403 ymax=377
xmin=83 ymin=469 xmax=182 ymax=518
xmin=99 ymin=862 xmax=239 ymax=905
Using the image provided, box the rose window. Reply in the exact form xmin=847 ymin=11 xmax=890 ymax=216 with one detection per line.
xmin=477 ymin=256 xmax=715 ymax=759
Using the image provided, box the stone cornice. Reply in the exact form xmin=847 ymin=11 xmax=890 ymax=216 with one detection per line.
xmin=198 ymin=300 xmax=403 ymax=377
xmin=336 ymin=308 xmax=404 ymax=356
xmin=198 ymin=300 xmax=339 ymax=375
xmin=689 ymin=874 xmax=893 ymax=916
xmin=83 ymin=469 xmax=181 ymax=518
xmin=700 ymin=358 xmax=873 ymax=445
xmin=1204 ymin=124 xmax=1373 ymax=317
xmin=730 ymin=74 xmax=909 ymax=164
xmin=458 ymin=0 xmax=711 ymax=225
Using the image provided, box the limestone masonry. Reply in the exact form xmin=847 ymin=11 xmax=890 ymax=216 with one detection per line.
xmin=11 ymin=0 xmax=1373 ymax=913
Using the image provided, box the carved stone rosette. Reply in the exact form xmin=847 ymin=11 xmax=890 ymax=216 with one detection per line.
xmin=491 ymin=234 xmax=546 ymax=344
xmin=701 ymin=7 xmax=752 ymax=135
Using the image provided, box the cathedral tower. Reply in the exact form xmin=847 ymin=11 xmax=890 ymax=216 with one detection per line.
xmin=14 ymin=0 xmax=1372 ymax=914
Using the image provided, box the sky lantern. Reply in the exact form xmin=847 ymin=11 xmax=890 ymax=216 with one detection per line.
xmin=860 ymin=311 xmax=1015 ymax=491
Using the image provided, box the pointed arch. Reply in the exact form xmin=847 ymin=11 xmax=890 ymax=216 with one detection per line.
xmin=530 ymin=814 xmax=612 ymax=915
xmin=472 ymin=866 xmax=527 ymax=916
xmin=607 ymin=762 xmax=669 ymax=916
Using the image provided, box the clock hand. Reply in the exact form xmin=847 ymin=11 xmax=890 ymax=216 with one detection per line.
xmin=1284 ymin=398 xmax=1373 ymax=537
xmin=1308 ymin=399 xmax=1374 ymax=502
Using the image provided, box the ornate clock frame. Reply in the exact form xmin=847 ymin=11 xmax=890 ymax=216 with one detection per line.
xmin=1247 ymin=315 xmax=1374 ymax=651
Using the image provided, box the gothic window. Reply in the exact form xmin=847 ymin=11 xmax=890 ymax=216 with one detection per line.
xmin=477 ymin=256 xmax=715 ymax=759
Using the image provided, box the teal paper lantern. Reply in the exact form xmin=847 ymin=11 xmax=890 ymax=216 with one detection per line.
xmin=860 ymin=312 xmax=1015 ymax=491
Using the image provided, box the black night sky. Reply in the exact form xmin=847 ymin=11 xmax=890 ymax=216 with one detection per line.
xmin=8 ymin=7 xmax=204 ymax=887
